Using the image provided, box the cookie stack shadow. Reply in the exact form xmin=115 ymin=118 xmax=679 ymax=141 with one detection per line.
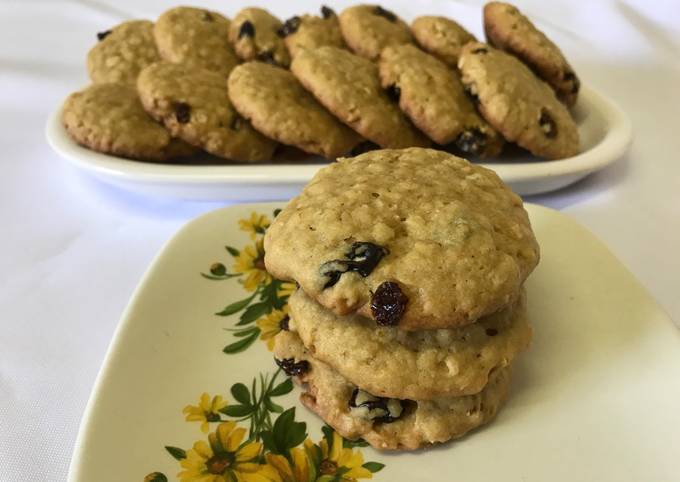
xmin=264 ymin=147 xmax=540 ymax=450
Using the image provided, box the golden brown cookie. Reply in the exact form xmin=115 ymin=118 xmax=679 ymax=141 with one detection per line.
xmin=411 ymin=16 xmax=476 ymax=67
xmin=229 ymin=8 xmax=291 ymax=67
xmin=338 ymin=4 xmax=413 ymax=60
xmin=279 ymin=7 xmax=347 ymax=58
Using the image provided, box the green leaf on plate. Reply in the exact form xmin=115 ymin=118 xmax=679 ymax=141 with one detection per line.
xmin=237 ymin=301 xmax=271 ymax=325
xmin=269 ymin=378 xmax=293 ymax=397
xmin=215 ymin=293 xmax=256 ymax=316
xmin=223 ymin=330 xmax=259 ymax=354
xmin=231 ymin=383 xmax=251 ymax=404
xmin=232 ymin=327 xmax=258 ymax=338
xmin=225 ymin=245 xmax=240 ymax=257
xmin=362 ymin=462 xmax=385 ymax=473
xmin=343 ymin=437 xmax=369 ymax=448
xmin=221 ymin=404 xmax=253 ymax=417
xmin=164 ymin=446 xmax=186 ymax=460
xmin=264 ymin=397 xmax=283 ymax=413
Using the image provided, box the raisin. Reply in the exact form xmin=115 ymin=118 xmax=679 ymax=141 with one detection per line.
xmin=349 ymin=388 xmax=403 ymax=423
xmin=174 ymin=102 xmax=191 ymax=124
xmin=279 ymin=315 xmax=290 ymax=331
xmin=257 ymin=50 xmax=277 ymax=65
xmin=539 ymin=109 xmax=557 ymax=138
xmin=239 ymin=20 xmax=255 ymax=39
xmin=385 ymin=84 xmax=401 ymax=102
xmin=485 ymin=328 xmax=498 ymax=336
xmin=373 ymin=6 xmax=397 ymax=22
xmin=455 ymin=128 xmax=487 ymax=156
xmin=277 ymin=16 xmax=301 ymax=37
xmin=275 ymin=358 xmax=309 ymax=376
xmin=563 ymin=71 xmax=580 ymax=94
xmin=319 ymin=242 xmax=388 ymax=288
xmin=472 ymin=47 xmax=488 ymax=54
xmin=230 ymin=115 xmax=243 ymax=131
xmin=371 ymin=281 xmax=408 ymax=326
xmin=96 ymin=30 xmax=111 ymax=41
xmin=321 ymin=5 xmax=336 ymax=18
xmin=202 ymin=11 xmax=214 ymax=21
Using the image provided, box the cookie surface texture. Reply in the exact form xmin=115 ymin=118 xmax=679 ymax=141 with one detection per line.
xmin=264 ymin=147 xmax=540 ymax=329
xmin=87 ymin=20 xmax=160 ymax=85
xmin=137 ymin=61 xmax=276 ymax=161
xmin=291 ymin=46 xmax=429 ymax=148
xmin=228 ymin=61 xmax=361 ymax=158
xmin=338 ymin=4 xmax=413 ymax=60
xmin=229 ymin=8 xmax=291 ymax=67
xmin=411 ymin=16 xmax=476 ymax=67
xmin=154 ymin=7 xmax=238 ymax=77
xmin=280 ymin=7 xmax=347 ymax=58
xmin=458 ymin=42 xmax=579 ymax=159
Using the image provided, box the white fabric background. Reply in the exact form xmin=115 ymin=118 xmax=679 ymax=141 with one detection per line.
xmin=0 ymin=0 xmax=678 ymax=480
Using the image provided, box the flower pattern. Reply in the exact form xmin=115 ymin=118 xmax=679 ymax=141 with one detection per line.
xmin=232 ymin=238 xmax=271 ymax=292
xmin=239 ymin=212 xmax=271 ymax=240
xmin=183 ymin=393 xmax=228 ymax=433
xmin=256 ymin=307 xmax=289 ymax=351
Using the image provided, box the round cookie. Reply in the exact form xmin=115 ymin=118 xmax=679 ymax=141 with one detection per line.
xmin=411 ymin=16 xmax=476 ymax=67
xmin=291 ymin=46 xmax=429 ymax=149
xmin=484 ymin=2 xmax=580 ymax=106
xmin=62 ymin=83 xmax=196 ymax=161
xmin=458 ymin=42 xmax=579 ymax=159
xmin=154 ymin=7 xmax=239 ymax=77
xmin=379 ymin=44 xmax=503 ymax=156
xmin=279 ymin=7 xmax=347 ymax=58
xmin=338 ymin=4 xmax=413 ymax=60
xmin=287 ymin=288 xmax=530 ymax=400
xmin=137 ymin=61 xmax=276 ymax=162
xmin=228 ymin=62 xmax=361 ymax=158
xmin=264 ymin=148 xmax=540 ymax=330
xmin=229 ymin=8 xmax=291 ymax=68
xmin=87 ymin=20 xmax=160 ymax=86
xmin=273 ymin=330 xmax=512 ymax=451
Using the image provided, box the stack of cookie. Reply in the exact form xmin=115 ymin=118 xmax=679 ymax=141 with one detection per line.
xmin=265 ymin=147 xmax=539 ymax=450
xmin=62 ymin=2 xmax=581 ymax=164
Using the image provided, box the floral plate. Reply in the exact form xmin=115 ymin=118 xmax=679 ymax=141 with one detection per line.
xmin=67 ymin=203 xmax=680 ymax=482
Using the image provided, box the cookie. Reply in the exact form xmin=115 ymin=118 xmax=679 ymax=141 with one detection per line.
xmin=264 ymin=148 xmax=540 ymax=330
xmin=458 ymin=43 xmax=579 ymax=159
xmin=228 ymin=62 xmax=361 ymax=158
xmin=137 ymin=61 xmax=276 ymax=162
xmin=287 ymin=288 xmax=530 ymax=400
xmin=273 ymin=330 xmax=512 ymax=450
xmin=86 ymin=20 xmax=160 ymax=85
xmin=291 ymin=46 xmax=429 ymax=148
xmin=337 ymin=5 xmax=412 ymax=61
xmin=62 ymin=83 xmax=196 ymax=161
xmin=279 ymin=7 xmax=347 ymax=58
xmin=379 ymin=44 xmax=503 ymax=156
xmin=229 ymin=8 xmax=291 ymax=68
xmin=484 ymin=2 xmax=580 ymax=106
xmin=154 ymin=7 xmax=239 ymax=77
xmin=411 ymin=16 xmax=476 ymax=67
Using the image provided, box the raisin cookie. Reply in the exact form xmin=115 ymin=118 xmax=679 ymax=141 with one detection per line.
xmin=338 ymin=5 xmax=413 ymax=60
xmin=264 ymin=148 xmax=540 ymax=330
xmin=484 ymin=2 xmax=580 ymax=106
xmin=274 ymin=330 xmax=512 ymax=450
xmin=291 ymin=46 xmax=429 ymax=148
xmin=62 ymin=83 xmax=196 ymax=161
xmin=379 ymin=44 xmax=503 ymax=156
xmin=228 ymin=62 xmax=361 ymax=158
xmin=229 ymin=8 xmax=291 ymax=68
xmin=154 ymin=7 xmax=239 ymax=77
xmin=458 ymin=43 xmax=579 ymax=159
xmin=411 ymin=16 xmax=476 ymax=67
xmin=87 ymin=20 xmax=160 ymax=85
xmin=279 ymin=7 xmax=347 ymax=58
xmin=137 ymin=61 xmax=276 ymax=162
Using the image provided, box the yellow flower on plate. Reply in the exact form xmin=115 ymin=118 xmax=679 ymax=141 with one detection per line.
xmin=178 ymin=421 xmax=269 ymax=482
xmin=276 ymin=281 xmax=297 ymax=300
xmin=317 ymin=432 xmax=372 ymax=481
xmin=183 ymin=393 xmax=228 ymax=433
xmin=233 ymin=238 xmax=271 ymax=292
xmin=262 ymin=443 xmax=311 ymax=482
xmin=256 ymin=307 xmax=289 ymax=351
xmin=239 ymin=212 xmax=271 ymax=240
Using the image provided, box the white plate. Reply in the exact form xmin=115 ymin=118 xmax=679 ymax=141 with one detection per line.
xmin=68 ymin=202 xmax=680 ymax=482
xmin=46 ymin=85 xmax=631 ymax=201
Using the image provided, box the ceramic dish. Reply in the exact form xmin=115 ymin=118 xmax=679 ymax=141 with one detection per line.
xmin=68 ymin=202 xmax=680 ymax=482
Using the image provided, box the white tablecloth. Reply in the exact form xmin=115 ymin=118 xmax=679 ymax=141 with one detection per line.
xmin=1 ymin=0 xmax=678 ymax=480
